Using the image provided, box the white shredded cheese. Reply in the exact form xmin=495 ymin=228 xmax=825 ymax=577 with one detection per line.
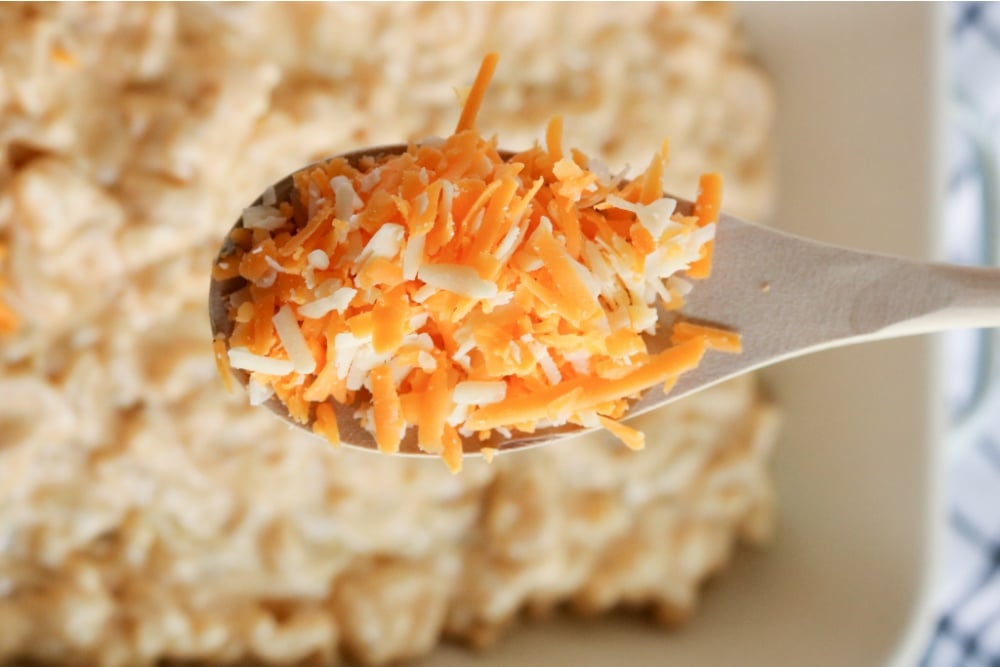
xmin=412 ymin=284 xmax=437 ymax=304
xmin=576 ymin=410 xmax=601 ymax=428
xmin=417 ymin=264 xmax=497 ymax=300
xmin=446 ymin=403 xmax=471 ymax=427
xmin=348 ymin=350 xmax=375 ymax=391
xmin=588 ymin=158 xmax=612 ymax=184
xmin=389 ymin=361 xmax=414 ymax=386
xmin=583 ymin=242 xmax=616 ymax=297
xmin=604 ymin=195 xmax=679 ymax=238
xmin=348 ymin=342 xmax=396 ymax=392
xmin=357 ymin=223 xmax=405 ymax=264
xmin=564 ymin=350 xmax=591 ymax=375
xmin=263 ymin=256 xmax=288 ymax=274
xmin=307 ymin=182 xmax=322 ymax=219
xmin=451 ymin=337 xmax=475 ymax=370
xmin=358 ymin=167 xmax=382 ymax=194
xmin=313 ymin=278 xmax=342 ymax=297
xmin=607 ymin=306 xmax=630 ymax=332
xmin=509 ymin=340 xmax=522 ymax=364
xmin=402 ymin=231 xmax=426 ymax=280
xmin=526 ymin=338 xmax=562 ymax=385
xmin=414 ymin=191 xmax=429 ymax=215
xmin=495 ymin=223 xmax=523 ymax=261
xmin=453 ymin=381 xmax=507 ymax=406
xmin=452 ymin=352 xmax=471 ymax=371
xmin=690 ymin=222 xmax=716 ymax=250
xmin=440 ymin=180 xmax=454 ymax=224
xmin=272 ymin=305 xmax=316 ymax=374
xmin=630 ymin=303 xmax=658 ymax=333
xmin=334 ymin=332 xmax=364 ymax=379
xmin=417 ymin=350 xmax=437 ymax=372
xmin=513 ymin=251 xmax=544 ymax=273
xmin=247 ymin=378 xmax=275 ymax=406
xmin=640 ymin=222 xmax=716 ymax=284
xmin=412 ymin=333 xmax=435 ymax=350
xmin=330 ymin=175 xmax=363 ymax=222
xmin=298 ymin=287 xmax=357 ymax=319
xmin=256 ymin=270 xmax=277 ymax=289
xmin=488 ymin=291 xmax=514 ymax=308
xmin=667 ymin=275 xmax=694 ymax=296
xmin=227 ymin=348 xmax=295 ymax=376
xmin=651 ymin=278 xmax=674 ymax=307
xmin=409 ymin=312 xmax=429 ymax=331
xmin=307 ymin=249 xmax=330 ymax=270
xmin=467 ymin=209 xmax=485 ymax=234
xmin=242 ymin=205 xmax=286 ymax=231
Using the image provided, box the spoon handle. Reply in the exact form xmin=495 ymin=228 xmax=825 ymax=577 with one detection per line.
xmin=662 ymin=215 xmax=1000 ymax=413
xmin=873 ymin=262 xmax=1000 ymax=339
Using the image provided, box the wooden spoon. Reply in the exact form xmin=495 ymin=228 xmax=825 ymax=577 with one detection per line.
xmin=210 ymin=145 xmax=1000 ymax=456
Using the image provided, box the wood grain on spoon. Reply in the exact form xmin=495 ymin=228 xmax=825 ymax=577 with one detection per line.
xmin=210 ymin=145 xmax=1000 ymax=456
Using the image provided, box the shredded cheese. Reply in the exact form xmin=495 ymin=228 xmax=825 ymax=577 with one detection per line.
xmin=298 ymin=287 xmax=357 ymax=319
xmin=247 ymin=377 xmax=275 ymax=406
xmin=0 ymin=243 xmax=20 ymax=336
xmin=598 ymin=416 xmax=645 ymax=450
xmin=227 ymin=348 xmax=295 ymax=376
xmin=215 ymin=53 xmax=734 ymax=470
xmin=417 ymin=264 xmax=498 ymax=300
xmin=212 ymin=337 xmax=234 ymax=393
xmin=272 ymin=305 xmax=316 ymax=374
xmin=453 ymin=381 xmax=507 ymax=406
xmin=242 ymin=205 xmax=286 ymax=231
xmin=313 ymin=402 xmax=340 ymax=446
xmin=307 ymin=249 xmax=330 ymax=270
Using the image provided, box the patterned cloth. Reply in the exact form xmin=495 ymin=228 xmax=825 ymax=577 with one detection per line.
xmin=922 ymin=3 xmax=1000 ymax=666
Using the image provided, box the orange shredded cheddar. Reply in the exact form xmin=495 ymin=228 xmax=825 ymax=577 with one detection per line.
xmin=212 ymin=336 xmax=234 ymax=393
xmin=546 ymin=115 xmax=564 ymax=162
xmin=0 ymin=297 xmax=18 ymax=335
xmin=50 ymin=45 xmax=78 ymax=68
xmin=0 ymin=244 xmax=19 ymax=336
xmin=418 ymin=363 xmax=451 ymax=454
xmin=598 ymin=416 xmax=646 ymax=450
xmin=454 ymin=52 xmax=499 ymax=133
xmin=441 ymin=425 xmax=463 ymax=473
xmin=640 ymin=149 xmax=665 ymax=205
xmin=371 ymin=365 xmax=403 ymax=453
xmin=671 ymin=321 xmax=742 ymax=354
xmin=313 ymin=402 xmax=340 ymax=446
xmin=465 ymin=339 xmax=706 ymax=432
xmin=371 ymin=286 xmax=409 ymax=354
xmin=215 ymin=54 xmax=731 ymax=469
xmin=687 ymin=172 xmax=723 ymax=279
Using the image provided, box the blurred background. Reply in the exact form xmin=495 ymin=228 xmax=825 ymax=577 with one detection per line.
xmin=0 ymin=3 xmax=995 ymax=667
xmin=924 ymin=3 xmax=1000 ymax=666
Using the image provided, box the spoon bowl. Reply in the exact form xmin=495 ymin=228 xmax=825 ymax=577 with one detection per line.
xmin=211 ymin=144 xmax=1000 ymax=456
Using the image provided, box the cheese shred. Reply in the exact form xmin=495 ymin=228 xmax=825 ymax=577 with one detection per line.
xmin=0 ymin=242 xmax=19 ymax=336
xmin=214 ymin=54 xmax=735 ymax=471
